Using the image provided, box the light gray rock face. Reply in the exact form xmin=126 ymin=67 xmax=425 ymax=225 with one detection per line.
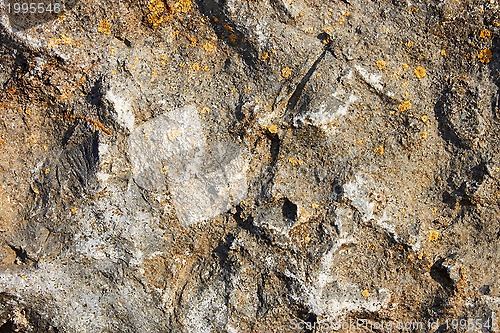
xmin=0 ymin=0 xmax=499 ymax=332
xmin=129 ymin=105 xmax=248 ymax=226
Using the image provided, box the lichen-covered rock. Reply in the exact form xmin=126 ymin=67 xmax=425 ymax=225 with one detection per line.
xmin=0 ymin=0 xmax=499 ymax=332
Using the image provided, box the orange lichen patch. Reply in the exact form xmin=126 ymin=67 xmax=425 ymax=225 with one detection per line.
xmin=288 ymin=157 xmax=303 ymax=166
xmin=70 ymin=207 xmax=78 ymax=215
xmin=72 ymin=115 xmax=112 ymax=135
xmin=478 ymin=48 xmax=492 ymax=64
xmin=97 ymin=19 xmax=111 ymax=35
xmin=32 ymin=186 xmax=40 ymax=195
xmin=376 ymin=60 xmax=386 ymax=70
xmin=268 ymin=125 xmax=278 ymax=134
xmin=421 ymin=131 xmax=428 ymax=139
xmin=47 ymin=35 xmax=73 ymax=47
xmin=188 ymin=35 xmax=197 ymax=46
xmin=479 ymin=29 xmax=491 ymax=38
xmin=421 ymin=115 xmax=428 ymax=123
xmin=361 ymin=289 xmax=370 ymax=297
xmin=440 ymin=49 xmax=447 ymax=56
xmin=281 ymin=67 xmax=292 ymax=78
xmin=493 ymin=21 xmax=500 ymax=27
xmin=202 ymin=42 xmax=215 ymax=52
xmin=199 ymin=106 xmax=210 ymax=114
xmin=414 ymin=66 xmax=426 ymax=78
xmin=405 ymin=40 xmax=414 ymax=48
xmin=228 ymin=33 xmax=237 ymax=44
xmin=191 ymin=62 xmax=201 ymax=71
xmin=321 ymin=25 xmax=333 ymax=33
xmin=173 ymin=0 xmax=192 ymax=13
xmin=401 ymin=63 xmax=409 ymax=72
xmin=223 ymin=24 xmax=233 ymax=32
xmin=398 ymin=100 xmax=412 ymax=112
xmin=374 ymin=145 xmax=384 ymax=155
xmin=167 ymin=129 xmax=181 ymax=141
xmin=260 ymin=51 xmax=269 ymax=61
xmin=44 ymin=168 xmax=51 ymax=175
xmin=428 ymin=229 xmax=439 ymax=242
xmin=147 ymin=0 xmax=169 ymax=28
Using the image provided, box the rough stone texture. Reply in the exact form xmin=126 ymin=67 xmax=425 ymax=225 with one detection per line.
xmin=0 ymin=0 xmax=499 ymax=332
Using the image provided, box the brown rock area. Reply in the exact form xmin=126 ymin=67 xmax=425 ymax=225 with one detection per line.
xmin=0 ymin=0 xmax=499 ymax=332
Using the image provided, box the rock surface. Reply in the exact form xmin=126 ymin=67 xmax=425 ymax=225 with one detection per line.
xmin=0 ymin=0 xmax=499 ymax=332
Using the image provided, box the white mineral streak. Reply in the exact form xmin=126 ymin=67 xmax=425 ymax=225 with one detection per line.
xmin=128 ymin=105 xmax=248 ymax=227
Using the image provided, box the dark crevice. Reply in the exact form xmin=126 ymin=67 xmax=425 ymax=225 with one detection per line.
xmin=213 ymin=234 xmax=235 ymax=269
xmin=7 ymin=244 xmax=29 ymax=264
xmin=282 ymin=198 xmax=297 ymax=222
xmin=330 ymin=177 xmax=344 ymax=202
xmin=257 ymin=133 xmax=281 ymax=205
xmin=430 ymin=258 xmax=455 ymax=292
xmin=232 ymin=205 xmax=273 ymax=246
xmin=286 ymin=47 xmax=328 ymax=117
xmin=434 ymin=90 xmax=465 ymax=148
xmin=193 ymin=0 xmax=259 ymax=69
xmin=0 ymin=320 xmax=15 ymax=333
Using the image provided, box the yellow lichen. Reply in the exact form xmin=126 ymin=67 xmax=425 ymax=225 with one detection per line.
xmin=288 ymin=157 xmax=303 ymax=166
xmin=228 ymin=33 xmax=237 ymax=44
xmin=322 ymin=25 xmax=333 ymax=34
xmin=421 ymin=131 xmax=428 ymax=139
xmin=173 ymin=0 xmax=192 ymax=13
xmin=479 ymin=29 xmax=491 ymax=38
xmin=97 ymin=19 xmax=111 ymax=35
xmin=188 ymin=36 xmax=197 ymax=47
xmin=268 ymin=125 xmax=278 ymax=134
xmin=260 ymin=51 xmax=269 ymax=61
xmin=60 ymin=35 xmax=73 ymax=44
xmin=478 ymin=48 xmax=492 ymax=64
xmin=202 ymin=42 xmax=215 ymax=52
xmin=281 ymin=67 xmax=292 ymax=78
xmin=421 ymin=115 xmax=428 ymax=123
xmin=70 ymin=207 xmax=78 ymax=215
xmin=44 ymin=168 xmax=51 ymax=175
xmin=374 ymin=145 xmax=384 ymax=155
xmin=199 ymin=106 xmax=210 ymax=114
xmin=398 ymin=100 xmax=412 ymax=112
xmin=428 ymin=229 xmax=439 ymax=242
xmin=147 ymin=0 xmax=168 ymax=28
xmin=401 ymin=63 xmax=409 ymax=72
xmin=47 ymin=35 xmax=74 ymax=47
xmin=361 ymin=289 xmax=370 ymax=297
xmin=167 ymin=129 xmax=181 ymax=141
xmin=376 ymin=60 xmax=386 ymax=70
xmin=414 ymin=66 xmax=426 ymax=79
xmin=440 ymin=49 xmax=447 ymax=56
